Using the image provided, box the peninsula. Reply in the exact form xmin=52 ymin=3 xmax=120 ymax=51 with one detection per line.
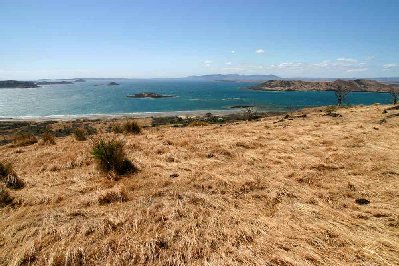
xmin=0 ymin=80 xmax=39 ymax=88
xmin=250 ymin=79 xmax=394 ymax=92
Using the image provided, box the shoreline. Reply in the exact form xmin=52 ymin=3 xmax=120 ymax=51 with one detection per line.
xmin=0 ymin=109 xmax=246 ymax=122
xmin=0 ymin=107 xmax=296 ymax=122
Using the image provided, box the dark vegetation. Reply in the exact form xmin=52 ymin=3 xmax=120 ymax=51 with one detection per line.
xmin=0 ymin=161 xmax=24 ymax=189
xmin=111 ymin=121 xmax=141 ymax=134
xmin=151 ymin=111 xmax=274 ymax=127
xmin=0 ymin=185 xmax=13 ymax=207
xmin=0 ymin=120 xmax=97 ymax=146
xmin=91 ymin=138 xmax=136 ymax=176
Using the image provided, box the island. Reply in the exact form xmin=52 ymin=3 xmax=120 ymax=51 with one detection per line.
xmin=250 ymin=79 xmax=394 ymax=92
xmin=74 ymin=79 xmax=86 ymax=82
xmin=108 ymin=82 xmax=120 ymax=86
xmin=230 ymin=105 xmax=255 ymax=109
xmin=36 ymin=81 xmax=73 ymax=85
xmin=127 ymin=92 xmax=175 ymax=98
xmin=0 ymin=80 xmax=39 ymax=88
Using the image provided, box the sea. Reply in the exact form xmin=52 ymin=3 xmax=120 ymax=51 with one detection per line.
xmin=0 ymin=79 xmax=392 ymax=119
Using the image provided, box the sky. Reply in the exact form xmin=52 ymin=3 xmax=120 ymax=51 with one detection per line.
xmin=0 ymin=0 xmax=398 ymax=79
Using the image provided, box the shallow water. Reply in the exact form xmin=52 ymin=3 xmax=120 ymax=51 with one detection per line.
xmin=0 ymin=79 xmax=392 ymax=118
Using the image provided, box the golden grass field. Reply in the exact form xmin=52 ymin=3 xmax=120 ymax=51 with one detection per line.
xmin=0 ymin=105 xmax=398 ymax=265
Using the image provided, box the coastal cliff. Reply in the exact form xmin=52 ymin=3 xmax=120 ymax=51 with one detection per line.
xmin=251 ymin=79 xmax=394 ymax=92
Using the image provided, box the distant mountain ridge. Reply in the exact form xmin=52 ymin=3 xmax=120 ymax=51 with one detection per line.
xmin=185 ymin=74 xmax=281 ymax=82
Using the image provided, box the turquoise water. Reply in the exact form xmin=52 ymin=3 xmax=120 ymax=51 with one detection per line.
xmin=0 ymin=80 xmax=392 ymax=118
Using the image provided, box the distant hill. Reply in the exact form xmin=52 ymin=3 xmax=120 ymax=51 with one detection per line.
xmin=0 ymin=80 xmax=38 ymax=88
xmin=251 ymin=79 xmax=395 ymax=92
xmin=185 ymin=74 xmax=281 ymax=82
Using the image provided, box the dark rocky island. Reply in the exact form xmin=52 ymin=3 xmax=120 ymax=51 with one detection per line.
xmin=250 ymin=79 xmax=394 ymax=92
xmin=127 ymin=92 xmax=175 ymax=98
xmin=0 ymin=80 xmax=39 ymax=88
xmin=36 ymin=81 xmax=73 ymax=85
xmin=230 ymin=105 xmax=255 ymax=109
xmin=74 ymin=79 xmax=86 ymax=82
xmin=108 ymin=82 xmax=120 ymax=86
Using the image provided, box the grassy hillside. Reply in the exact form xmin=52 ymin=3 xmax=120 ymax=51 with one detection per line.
xmin=0 ymin=105 xmax=398 ymax=265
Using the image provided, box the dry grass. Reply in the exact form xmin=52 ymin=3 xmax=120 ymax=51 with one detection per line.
xmin=12 ymin=132 xmax=38 ymax=146
xmin=0 ymin=105 xmax=398 ymax=265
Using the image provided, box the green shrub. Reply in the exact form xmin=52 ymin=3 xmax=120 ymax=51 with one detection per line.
xmin=13 ymin=132 xmax=38 ymax=146
xmin=74 ymin=128 xmax=87 ymax=141
xmin=91 ymin=138 xmax=136 ymax=175
xmin=41 ymin=131 xmax=56 ymax=145
xmin=84 ymin=125 xmax=98 ymax=135
xmin=0 ymin=162 xmax=24 ymax=189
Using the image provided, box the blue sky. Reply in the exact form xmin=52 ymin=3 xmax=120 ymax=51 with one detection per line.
xmin=0 ymin=0 xmax=398 ymax=79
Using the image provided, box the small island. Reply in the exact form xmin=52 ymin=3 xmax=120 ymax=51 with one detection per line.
xmin=127 ymin=92 xmax=175 ymax=98
xmin=108 ymin=82 xmax=120 ymax=86
xmin=0 ymin=80 xmax=39 ymax=88
xmin=74 ymin=79 xmax=86 ymax=82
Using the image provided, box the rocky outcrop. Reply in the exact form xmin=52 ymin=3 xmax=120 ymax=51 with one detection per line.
xmin=108 ymin=82 xmax=120 ymax=86
xmin=0 ymin=80 xmax=39 ymax=88
xmin=251 ymin=79 xmax=394 ymax=92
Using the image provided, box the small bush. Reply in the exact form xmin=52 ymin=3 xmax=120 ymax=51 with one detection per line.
xmin=84 ymin=125 xmax=98 ymax=135
xmin=13 ymin=132 xmax=38 ymax=146
xmin=91 ymin=138 xmax=136 ymax=175
xmin=112 ymin=121 xmax=141 ymax=134
xmin=41 ymin=131 xmax=56 ymax=145
xmin=0 ymin=162 xmax=24 ymax=189
xmin=123 ymin=121 xmax=141 ymax=134
xmin=0 ymin=185 xmax=13 ymax=207
xmin=74 ymin=128 xmax=87 ymax=141
xmin=111 ymin=124 xmax=124 ymax=134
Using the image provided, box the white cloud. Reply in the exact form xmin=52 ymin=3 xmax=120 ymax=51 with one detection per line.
xmin=346 ymin=68 xmax=368 ymax=73
xmin=231 ymin=50 xmax=236 ymax=54
xmin=203 ymin=60 xmax=213 ymax=64
xmin=336 ymin=58 xmax=357 ymax=63
xmin=225 ymin=62 xmax=232 ymax=65
xmin=383 ymin=63 xmax=398 ymax=69
xmin=255 ymin=49 xmax=265 ymax=54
